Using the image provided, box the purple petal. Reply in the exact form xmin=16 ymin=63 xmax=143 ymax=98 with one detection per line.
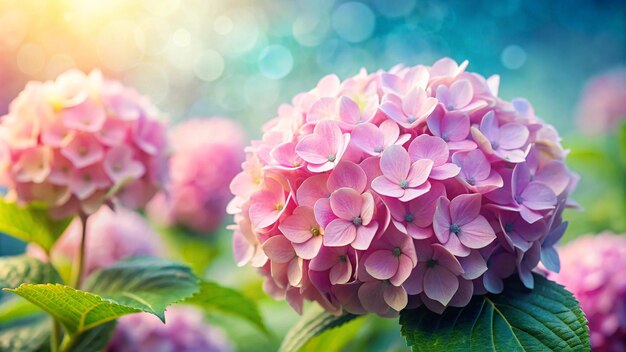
xmin=458 ymin=250 xmax=488 ymax=280
xmin=452 ymin=149 xmax=490 ymax=181
xmin=498 ymin=123 xmax=529 ymax=150
xmin=479 ymin=111 xmax=499 ymax=142
xmin=314 ymin=198 xmax=336 ymax=228
xmin=443 ymin=112 xmax=470 ymax=141
xmin=521 ymin=182 xmax=557 ymax=210
xmin=450 ymin=193 xmax=482 ymax=226
xmin=458 ymin=216 xmax=496 ymax=249
xmin=424 ymin=266 xmax=459 ymax=305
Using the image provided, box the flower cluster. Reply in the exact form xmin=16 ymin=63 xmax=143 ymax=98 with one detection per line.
xmin=0 ymin=70 xmax=168 ymax=218
xmin=106 ymin=307 xmax=232 ymax=352
xmin=549 ymin=233 xmax=626 ymax=352
xmin=28 ymin=206 xmax=163 ymax=277
xmin=147 ymin=118 xmax=246 ymax=233
xmin=228 ymin=58 xmax=577 ymax=316
xmin=577 ymin=68 xmax=626 ymax=135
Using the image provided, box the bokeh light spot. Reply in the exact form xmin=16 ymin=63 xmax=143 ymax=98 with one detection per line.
xmin=97 ymin=20 xmax=144 ymax=71
xmin=258 ymin=45 xmax=293 ymax=79
xmin=372 ymin=0 xmax=416 ymax=18
xmin=331 ymin=2 xmax=375 ymax=43
xmin=194 ymin=50 xmax=225 ymax=82
xmin=214 ymin=15 xmax=234 ymax=35
xmin=501 ymin=45 xmax=527 ymax=70
xmin=172 ymin=28 xmax=191 ymax=47
xmin=17 ymin=42 xmax=46 ymax=75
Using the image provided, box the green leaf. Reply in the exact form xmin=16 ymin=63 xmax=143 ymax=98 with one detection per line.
xmin=5 ymin=284 xmax=139 ymax=336
xmin=279 ymin=304 xmax=359 ymax=352
xmin=0 ymin=256 xmax=61 ymax=289
xmin=399 ymin=274 xmax=590 ymax=352
xmin=83 ymin=257 xmax=200 ymax=321
xmin=186 ymin=281 xmax=269 ymax=335
xmin=64 ymin=321 xmax=117 ymax=352
xmin=300 ymin=314 xmax=365 ymax=352
xmin=0 ymin=298 xmax=42 ymax=324
xmin=0 ymin=315 xmax=51 ymax=352
xmin=0 ymin=199 xmax=72 ymax=251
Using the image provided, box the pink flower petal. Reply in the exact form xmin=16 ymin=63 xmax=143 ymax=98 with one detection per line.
xmin=293 ymin=236 xmax=323 ymax=260
xmin=329 ymin=260 xmax=352 ymax=285
xmin=365 ymin=250 xmax=398 ymax=280
xmin=279 ymin=206 xmax=317 ymax=244
xmin=262 ymin=235 xmax=295 ymax=263
xmin=372 ymin=176 xmax=405 ymax=198
xmin=324 ymin=219 xmax=357 ymax=247
xmin=390 ymin=254 xmax=414 ymax=286
xmin=314 ymin=198 xmax=336 ymax=228
xmin=358 ymin=281 xmax=389 ymax=315
xmin=327 ymin=161 xmax=367 ymax=193
xmin=379 ymin=145 xmax=410 ymax=182
xmin=351 ymin=123 xmax=384 ymax=155
xmin=296 ymin=175 xmax=329 ymax=207
xmin=383 ymin=285 xmax=408 ymax=311
xmin=330 ymin=188 xmax=363 ymax=220
xmin=352 ymin=222 xmax=378 ymax=250
xmin=433 ymin=197 xmax=452 ymax=243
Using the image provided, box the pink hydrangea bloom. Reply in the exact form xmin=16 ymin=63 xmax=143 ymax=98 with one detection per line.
xmin=147 ymin=118 xmax=245 ymax=233
xmin=549 ymin=233 xmax=626 ymax=352
xmin=576 ymin=68 xmax=626 ymax=135
xmin=229 ymin=58 xmax=577 ymax=316
xmin=106 ymin=306 xmax=232 ymax=352
xmin=0 ymin=70 xmax=168 ymax=218
xmin=28 ymin=206 xmax=162 ymax=277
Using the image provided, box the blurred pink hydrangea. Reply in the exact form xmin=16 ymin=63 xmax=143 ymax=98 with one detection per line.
xmin=147 ymin=118 xmax=246 ymax=233
xmin=549 ymin=233 xmax=626 ymax=352
xmin=577 ymin=68 xmax=626 ymax=135
xmin=106 ymin=306 xmax=232 ymax=352
xmin=28 ymin=206 xmax=162 ymax=277
xmin=0 ymin=70 xmax=169 ymax=218
xmin=228 ymin=58 xmax=578 ymax=317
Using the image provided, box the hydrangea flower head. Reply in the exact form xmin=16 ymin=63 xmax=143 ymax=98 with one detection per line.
xmin=0 ymin=70 xmax=168 ymax=218
xmin=147 ymin=118 xmax=246 ymax=233
xmin=106 ymin=306 xmax=232 ymax=352
xmin=229 ymin=58 xmax=577 ymax=316
xmin=549 ymin=233 xmax=626 ymax=352
xmin=28 ymin=206 xmax=163 ymax=277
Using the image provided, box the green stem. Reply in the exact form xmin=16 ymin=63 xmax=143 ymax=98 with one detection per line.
xmin=51 ymin=319 xmax=61 ymax=352
xmin=69 ymin=213 xmax=88 ymax=289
